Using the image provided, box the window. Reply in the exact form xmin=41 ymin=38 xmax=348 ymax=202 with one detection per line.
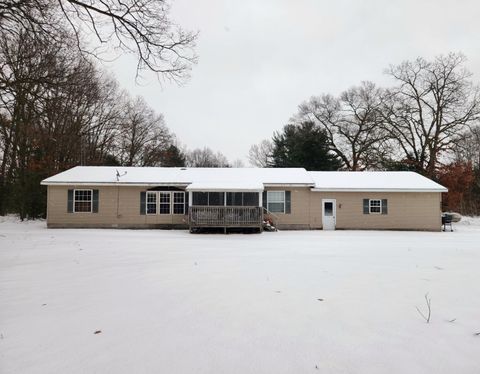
xmin=74 ymin=189 xmax=92 ymax=212
xmin=324 ymin=201 xmax=333 ymax=216
xmin=226 ymin=192 xmax=259 ymax=206
xmin=192 ymin=192 xmax=224 ymax=206
xmin=267 ymin=191 xmax=285 ymax=213
xmin=142 ymin=191 xmax=186 ymax=215
xmin=243 ymin=192 xmax=259 ymax=206
xmin=146 ymin=192 xmax=157 ymax=214
xmin=208 ymin=192 xmax=224 ymax=206
xmin=226 ymin=192 xmax=242 ymax=206
xmin=173 ymin=192 xmax=185 ymax=214
xmin=369 ymin=199 xmax=381 ymax=214
xmin=192 ymin=192 xmax=208 ymax=205
xmin=159 ymin=192 xmax=171 ymax=214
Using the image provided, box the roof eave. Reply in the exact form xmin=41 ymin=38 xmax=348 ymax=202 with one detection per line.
xmin=263 ymin=183 xmax=315 ymax=187
xmin=41 ymin=181 xmax=190 ymax=187
xmin=311 ymin=187 xmax=448 ymax=193
xmin=185 ymin=188 xmax=263 ymax=192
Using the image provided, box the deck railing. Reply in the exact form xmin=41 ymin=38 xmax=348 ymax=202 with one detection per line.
xmin=189 ymin=206 xmax=263 ymax=228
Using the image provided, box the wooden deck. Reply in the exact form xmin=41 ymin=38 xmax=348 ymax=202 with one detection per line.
xmin=188 ymin=206 xmax=263 ymax=230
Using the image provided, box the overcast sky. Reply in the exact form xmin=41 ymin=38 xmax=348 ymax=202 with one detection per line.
xmin=106 ymin=0 xmax=480 ymax=165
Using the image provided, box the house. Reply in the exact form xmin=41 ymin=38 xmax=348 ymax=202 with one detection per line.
xmin=40 ymin=166 xmax=448 ymax=231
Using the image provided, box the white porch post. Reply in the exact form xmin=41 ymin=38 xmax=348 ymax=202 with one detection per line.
xmin=259 ymin=191 xmax=263 ymax=207
xmin=188 ymin=191 xmax=192 ymax=206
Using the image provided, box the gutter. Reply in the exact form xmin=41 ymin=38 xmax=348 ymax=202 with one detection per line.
xmin=41 ymin=182 xmax=316 ymax=188
xmin=310 ymin=188 xmax=448 ymax=193
xmin=263 ymin=183 xmax=315 ymax=187
xmin=40 ymin=182 xmax=190 ymax=187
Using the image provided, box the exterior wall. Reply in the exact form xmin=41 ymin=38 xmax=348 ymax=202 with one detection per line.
xmin=264 ymin=186 xmax=312 ymax=230
xmin=47 ymin=184 xmax=443 ymax=231
xmin=310 ymin=191 xmax=442 ymax=231
xmin=264 ymin=187 xmax=442 ymax=231
xmin=46 ymin=185 xmax=188 ymax=228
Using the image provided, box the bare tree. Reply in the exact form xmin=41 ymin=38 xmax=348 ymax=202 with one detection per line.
xmin=231 ymin=159 xmax=245 ymax=168
xmin=453 ymin=125 xmax=480 ymax=169
xmin=248 ymin=139 xmax=273 ymax=167
xmin=117 ymin=96 xmax=172 ymax=166
xmin=382 ymin=53 xmax=480 ymax=177
xmin=0 ymin=28 xmax=81 ymax=216
xmin=0 ymin=0 xmax=198 ymax=80
xmin=186 ymin=147 xmax=229 ymax=167
xmin=298 ymin=81 xmax=387 ymax=170
xmin=0 ymin=26 xmax=179 ymax=217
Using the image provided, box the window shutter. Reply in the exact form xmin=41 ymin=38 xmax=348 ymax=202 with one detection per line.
xmin=262 ymin=191 xmax=267 ymax=210
xmin=285 ymin=191 xmax=291 ymax=214
xmin=67 ymin=189 xmax=74 ymax=213
xmin=92 ymin=190 xmax=99 ymax=213
xmin=363 ymin=199 xmax=369 ymax=214
xmin=184 ymin=192 xmax=189 ymax=214
xmin=381 ymin=199 xmax=388 ymax=215
xmin=140 ymin=191 xmax=146 ymax=215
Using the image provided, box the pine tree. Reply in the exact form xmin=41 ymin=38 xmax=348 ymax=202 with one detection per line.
xmin=161 ymin=145 xmax=186 ymax=167
xmin=271 ymin=121 xmax=341 ymax=170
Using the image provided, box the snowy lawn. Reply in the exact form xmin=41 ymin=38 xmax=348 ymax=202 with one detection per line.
xmin=1 ymin=218 xmax=480 ymax=374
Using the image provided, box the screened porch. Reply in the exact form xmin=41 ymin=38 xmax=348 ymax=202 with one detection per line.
xmin=187 ymin=189 xmax=264 ymax=231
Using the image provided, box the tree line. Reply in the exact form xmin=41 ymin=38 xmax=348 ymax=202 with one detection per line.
xmin=249 ymin=53 xmax=480 ymax=215
xmin=0 ymin=25 xmax=234 ymax=218
xmin=0 ymin=1 xmax=245 ymax=218
xmin=1 ymin=2 xmax=479 ymax=217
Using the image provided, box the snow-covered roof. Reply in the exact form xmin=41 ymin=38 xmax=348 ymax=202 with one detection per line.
xmin=309 ymin=171 xmax=447 ymax=192
xmin=41 ymin=166 xmax=314 ymax=188
xmin=41 ymin=167 xmax=447 ymax=192
xmin=186 ymin=181 xmax=264 ymax=192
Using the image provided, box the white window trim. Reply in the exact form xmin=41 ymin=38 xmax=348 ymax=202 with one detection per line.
xmin=159 ymin=191 xmax=171 ymax=215
xmin=146 ymin=191 xmax=158 ymax=215
xmin=145 ymin=191 xmax=187 ymax=215
xmin=267 ymin=190 xmax=286 ymax=214
xmin=73 ymin=189 xmax=93 ymax=213
xmin=369 ymin=199 xmax=382 ymax=214
xmin=172 ymin=192 xmax=185 ymax=215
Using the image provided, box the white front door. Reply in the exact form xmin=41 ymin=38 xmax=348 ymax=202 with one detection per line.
xmin=322 ymin=199 xmax=336 ymax=230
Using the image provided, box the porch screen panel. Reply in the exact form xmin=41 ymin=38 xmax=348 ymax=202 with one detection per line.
xmin=226 ymin=192 xmax=243 ymax=206
xmin=208 ymin=192 xmax=224 ymax=206
xmin=243 ymin=193 xmax=259 ymax=206
xmin=226 ymin=192 xmax=233 ymax=206
xmin=193 ymin=192 xmax=208 ymax=205
xmin=235 ymin=193 xmax=244 ymax=205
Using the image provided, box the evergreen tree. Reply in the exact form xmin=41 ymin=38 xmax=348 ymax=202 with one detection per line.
xmin=161 ymin=145 xmax=186 ymax=167
xmin=271 ymin=121 xmax=341 ymax=170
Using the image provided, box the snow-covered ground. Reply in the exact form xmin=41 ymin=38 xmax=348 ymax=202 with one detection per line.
xmin=1 ymin=217 xmax=480 ymax=374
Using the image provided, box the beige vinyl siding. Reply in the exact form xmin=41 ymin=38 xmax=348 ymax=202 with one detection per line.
xmin=47 ymin=185 xmax=443 ymax=231
xmin=47 ymin=185 xmax=187 ymax=228
xmin=264 ymin=187 xmax=442 ymax=231
xmin=310 ymin=192 xmax=442 ymax=231
xmin=264 ymin=187 xmax=312 ymax=229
